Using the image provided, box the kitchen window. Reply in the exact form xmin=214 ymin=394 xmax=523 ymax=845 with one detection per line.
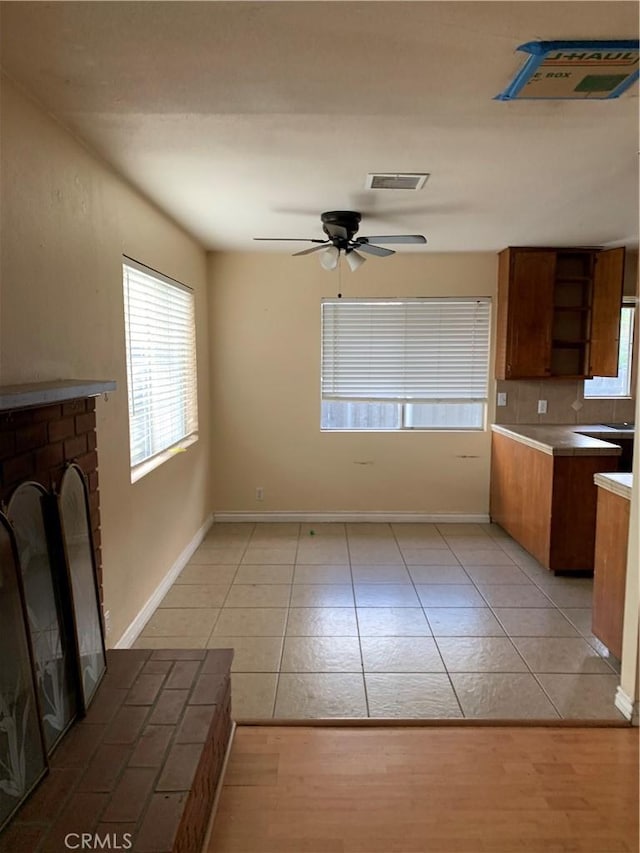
xmin=584 ymin=301 xmax=635 ymax=398
xmin=321 ymin=297 xmax=491 ymax=430
xmin=123 ymin=258 xmax=198 ymax=480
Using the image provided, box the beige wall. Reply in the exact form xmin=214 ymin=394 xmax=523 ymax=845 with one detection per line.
xmin=0 ymin=77 xmax=211 ymax=646
xmin=207 ymin=251 xmax=497 ymax=516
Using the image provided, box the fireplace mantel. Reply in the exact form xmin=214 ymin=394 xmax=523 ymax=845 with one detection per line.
xmin=0 ymin=379 xmax=116 ymax=412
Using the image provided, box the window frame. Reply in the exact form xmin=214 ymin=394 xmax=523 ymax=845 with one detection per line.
xmin=122 ymin=257 xmax=199 ymax=482
xmin=320 ymin=297 xmax=491 ymax=433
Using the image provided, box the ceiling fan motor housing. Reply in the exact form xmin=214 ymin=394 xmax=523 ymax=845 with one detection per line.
xmin=321 ymin=210 xmax=362 ymax=246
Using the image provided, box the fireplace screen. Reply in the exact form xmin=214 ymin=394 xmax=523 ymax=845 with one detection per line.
xmin=7 ymin=483 xmax=77 ymax=753
xmin=57 ymin=465 xmax=106 ymax=710
xmin=0 ymin=513 xmax=48 ymax=831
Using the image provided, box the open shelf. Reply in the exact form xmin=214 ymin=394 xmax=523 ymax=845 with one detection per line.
xmin=553 ymin=279 xmax=592 ymax=309
xmin=555 ymin=251 xmax=595 ymax=283
xmin=553 ymin=306 xmax=590 ymax=312
xmin=552 ymin=307 xmax=589 ymax=345
xmin=550 ymin=346 xmax=586 ymax=376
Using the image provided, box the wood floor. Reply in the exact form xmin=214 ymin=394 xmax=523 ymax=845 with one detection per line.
xmin=209 ymin=725 xmax=639 ymax=853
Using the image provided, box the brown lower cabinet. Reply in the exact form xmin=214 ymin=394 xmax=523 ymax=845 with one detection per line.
xmin=490 ymin=432 xmax=619 ymax=572
xmin=592 ymin=485 xmax=631 ymax=659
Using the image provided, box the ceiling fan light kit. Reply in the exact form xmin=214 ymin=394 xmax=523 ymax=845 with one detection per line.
xmin=253 ymin=210 xmax=427 ymax=272
xmin=320 ymin=245 xmax=340 ymax=271
xmin=346 ymin=249 xmax=366 ymax=272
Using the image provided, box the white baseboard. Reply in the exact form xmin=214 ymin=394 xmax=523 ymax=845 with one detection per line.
xmin=114 ymin=513 xmax=214 ymax=649
xmin=615 ymin=685 xmax=639 ymax=725
xmin=213 ymin=511 xmax=491 ymax=523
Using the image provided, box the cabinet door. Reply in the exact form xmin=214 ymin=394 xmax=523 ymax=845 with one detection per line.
xmin=589 ymin=247 xmax=625 ymax=377
xmin=592 ymin=488 xmax=630 ymax=658
xmin=504 ymin=250 xmax=556 ymax=378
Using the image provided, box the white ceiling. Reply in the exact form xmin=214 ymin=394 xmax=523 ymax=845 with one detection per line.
xmin=1 ymin=1 xmax=638 ymax=252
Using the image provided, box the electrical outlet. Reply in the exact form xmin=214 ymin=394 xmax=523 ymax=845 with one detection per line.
xmin=537 ymin=399 xmax=548 ymax=415
xmin=497 ymin=392 xmax=507 ymax=407
xmin=104 ymin=610 xmax=111 ymax=636
xmin=256 ymin=487 xmax=264 ymax=501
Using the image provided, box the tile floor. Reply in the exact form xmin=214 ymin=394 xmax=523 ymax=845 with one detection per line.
xmin=134 ymin=522 xmax=626 ymax=722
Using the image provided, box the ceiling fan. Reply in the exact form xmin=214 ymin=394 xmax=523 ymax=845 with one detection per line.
xmin=254 ymin=211 xmax=427 ymax=271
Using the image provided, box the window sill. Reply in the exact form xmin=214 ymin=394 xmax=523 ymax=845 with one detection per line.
xmin=583 ymin=396 xmax=633 ymax=401
xmin=130 ymin=434 xmax=199 ymax=483
xmin=320 ymin=427 xmax=486 ymax=433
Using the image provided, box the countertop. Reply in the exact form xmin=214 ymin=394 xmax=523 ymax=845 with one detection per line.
xmin=593 ymin=472 xmax=633 ymax=501
xmin=491 ymin=423 xmax=634 ymax=457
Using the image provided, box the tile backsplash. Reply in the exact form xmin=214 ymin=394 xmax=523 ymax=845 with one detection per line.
xmin=494 ymin=379 xmax=636 ymax=425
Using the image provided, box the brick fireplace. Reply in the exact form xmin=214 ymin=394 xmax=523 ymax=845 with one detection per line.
xmin=0 ymin=382 xmax=234 ymax=853
xmin=0 ymin=387 xmax=106 ymax=601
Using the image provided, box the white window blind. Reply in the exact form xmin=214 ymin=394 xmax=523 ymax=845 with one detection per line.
xmin=321 ymin=298 xmax=491 ymax=404
xmin=123 ymin=259 xmax=198 ymax=469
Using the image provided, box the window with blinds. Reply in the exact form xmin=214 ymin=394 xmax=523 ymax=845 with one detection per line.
xmin=321 ymin=297 xmax=491 ymax=430
xmin=123 ymin=259 xmax=198 ymax=473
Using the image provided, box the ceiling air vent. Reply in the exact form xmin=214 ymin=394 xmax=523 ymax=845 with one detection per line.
xmin=365 ymin=173 xmax=430 ymax=191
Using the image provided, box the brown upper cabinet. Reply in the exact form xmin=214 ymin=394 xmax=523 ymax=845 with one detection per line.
xmin=495 ymin=246 xmax=625 ymax=380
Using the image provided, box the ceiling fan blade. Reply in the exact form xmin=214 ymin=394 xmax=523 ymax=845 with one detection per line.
xmin=292 ymin=244 xmax=330 ymax=256
xmin=359 ymin=235 xmax=427 ymax=244
xmin=356 ymin=242 xmax=395 ymax=258
xmin=253 ymin=237 xmax=327 ymax=243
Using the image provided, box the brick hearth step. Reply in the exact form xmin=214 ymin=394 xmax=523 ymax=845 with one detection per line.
xmin=0 ymin=648 xmax=233 ymax=853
